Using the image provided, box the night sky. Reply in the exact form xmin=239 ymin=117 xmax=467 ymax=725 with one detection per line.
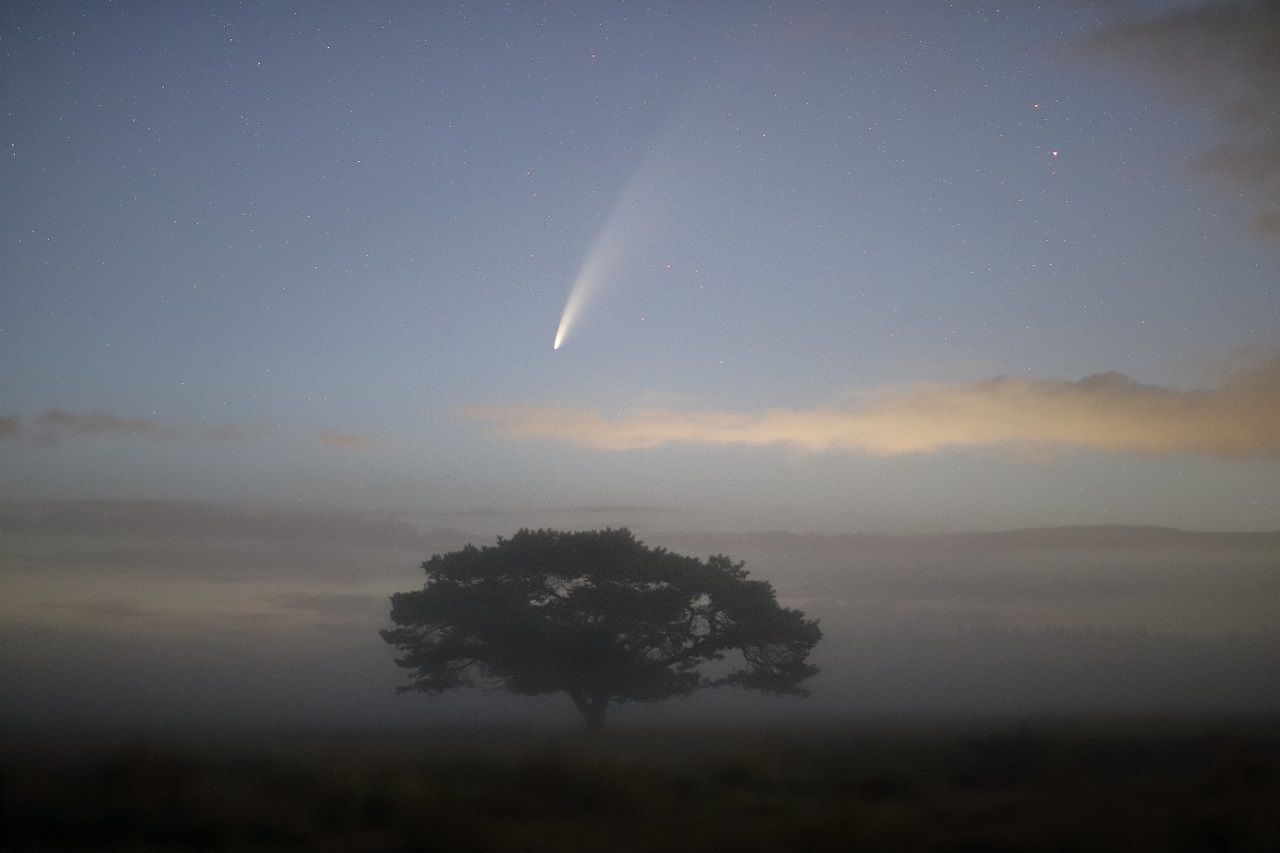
xmin=3 ymin=1 xmax=1278 ymax=533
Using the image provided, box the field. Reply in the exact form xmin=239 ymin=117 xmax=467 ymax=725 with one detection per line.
xmin=5 ymin=718 xmax=1279 ymax=851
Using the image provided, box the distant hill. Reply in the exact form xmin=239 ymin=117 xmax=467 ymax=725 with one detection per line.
xmin=0 ymin=500 xmax=482 ymax=553
xmin=2 ymin=500 xmax=1276 ymax=553
xmin=656 ymin=524 xmax=1280 ymax=554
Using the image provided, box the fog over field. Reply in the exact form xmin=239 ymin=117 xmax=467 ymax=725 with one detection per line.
xmin=3 ymin=501 xmax=1276 ymax=732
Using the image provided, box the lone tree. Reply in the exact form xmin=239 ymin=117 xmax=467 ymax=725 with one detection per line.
xmin=381 ymin=528 xmax=821 ymax=730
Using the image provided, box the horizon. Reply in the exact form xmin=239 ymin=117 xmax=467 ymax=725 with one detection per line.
xmin=7 ymin=494 xmax=1280 ymax=532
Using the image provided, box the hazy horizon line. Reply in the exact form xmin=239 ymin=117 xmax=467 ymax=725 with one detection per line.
xmin=2 ymin=498 xmax=1278 ymax=545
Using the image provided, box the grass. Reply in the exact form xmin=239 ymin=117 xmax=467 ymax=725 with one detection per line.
xmin=4 ymin=718 xmax=1279 ymax=851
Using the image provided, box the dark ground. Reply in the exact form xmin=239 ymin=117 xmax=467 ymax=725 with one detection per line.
xmin=4 ymin=718 xmax=1279 ymax=851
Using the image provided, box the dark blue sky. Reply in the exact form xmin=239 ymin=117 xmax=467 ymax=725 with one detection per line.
xmin=3 ymin=1 xmax=1277 ymax=532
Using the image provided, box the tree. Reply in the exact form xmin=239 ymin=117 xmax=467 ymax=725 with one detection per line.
xmin=381 ymin=528 xmax=821 ymax=730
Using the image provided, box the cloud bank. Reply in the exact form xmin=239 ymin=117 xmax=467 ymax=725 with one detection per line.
xmin=0 ymin=408 xmax=370 ymax=451
xmin=38 ymin=409 xmax=170 ymax=439
xmin=468 ymin=352 xmax=1280 ymax=458
xmin=1086 ymin=0 xmax=1280 ymax=236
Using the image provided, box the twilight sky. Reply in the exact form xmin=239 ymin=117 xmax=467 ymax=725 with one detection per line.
xmin=3 ymin=0 xmax=1278 ymax=533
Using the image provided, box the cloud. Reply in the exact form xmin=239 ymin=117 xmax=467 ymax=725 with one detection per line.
xmin=467 ymin=351 xmax=1280 ymax=458
xmin=7 ymin=408 xmax=286 ymax=448
xmin=317 ymin=429 xmax=374 ymax=450
xmin=26 ymin=408 xmax=233 ymax=446
xmin=1085 ymin=0 xmax=1280 ymax=235
xmin=10 ymin=409 xmax=370 ymax=450
xmin=37 ymin=409 xmax=170 ymax=439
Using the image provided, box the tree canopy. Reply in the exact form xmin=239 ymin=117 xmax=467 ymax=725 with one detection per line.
xmin=381 ymin=528 xmax=821 ymax=729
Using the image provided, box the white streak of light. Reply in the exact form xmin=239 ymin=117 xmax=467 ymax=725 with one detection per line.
xmin=553 ymin=227 xmax=622 ymax=350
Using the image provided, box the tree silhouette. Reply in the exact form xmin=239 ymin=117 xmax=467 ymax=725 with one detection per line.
xmin=381 ymin=528 xmax=821 ymax=729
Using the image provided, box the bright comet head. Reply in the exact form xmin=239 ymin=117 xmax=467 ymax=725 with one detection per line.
xmin=552 ymin=264 xmax=597 ymax=352
xmin=550 ymin=306 xmax=570 ymax=348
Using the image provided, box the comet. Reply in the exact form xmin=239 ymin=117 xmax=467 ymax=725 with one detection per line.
xmin=551 ymin=101 xmax=697 ymax=350
xmin=549 ymin=66 xmax=735 ymax=350
xmin=553 ymin=230 xmax=620 ymax=350
xmin=552 ymin=148 xmax=668 ymax=350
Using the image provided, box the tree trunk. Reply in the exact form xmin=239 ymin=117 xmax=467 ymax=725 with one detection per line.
xmin=568 ymin=691 xmax=609 ymax=732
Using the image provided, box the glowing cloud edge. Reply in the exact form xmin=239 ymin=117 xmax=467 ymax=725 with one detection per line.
xmin=469 ymin=351 xmax=1280 ymax=458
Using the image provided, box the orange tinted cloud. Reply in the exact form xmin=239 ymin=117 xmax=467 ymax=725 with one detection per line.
xmin=468 ymin=353 xmax=1280 ymax=458
xmin=317 ymin=430 xmax=374 ymax=450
